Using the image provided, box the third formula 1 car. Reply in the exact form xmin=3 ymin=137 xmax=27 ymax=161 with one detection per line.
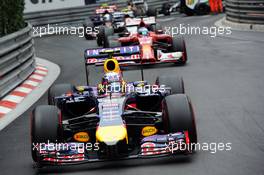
xmin=83 ymin=3 xmax=134 ymax=40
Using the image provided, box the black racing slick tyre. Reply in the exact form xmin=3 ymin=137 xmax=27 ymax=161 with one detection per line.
xmin=194 ymin=3 xmax=210 ymax=15
xmin=162 ymin=94 xmax=197 ymax=144
xmin=183 ymin=6 xmax=194 ymax=16
xmin=48 ymin=84 xmax=74 ymax=105
xmin=147 ymin=7 xmax=157 ymax=17
xmin=97 ymin=26 xmax=114 ymax=47
xmin=31 ymin=105 xmax=62 ymax=162
xmin=156 ymin=76 xmax=185 ymax=94
xmin=161 ymin=3 xmax=171 ymax=16
xmin=171 ymin=36 xmax=187 ymax=64
xmin=83 ymin=18 xmax=94 ymax=40
xmin=97 ymin=26 xmax=105 ymax=46
xmin=134 ymin=8 xmax=145 ymax=17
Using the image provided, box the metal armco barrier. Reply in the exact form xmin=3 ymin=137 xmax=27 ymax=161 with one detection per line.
xmin=24 ymin=0 xmax=177 ymax=26
xmin=0 ymin=24 xmax=35 ymax=99
xmin=226 ymin=0 xmax=264 ymax=24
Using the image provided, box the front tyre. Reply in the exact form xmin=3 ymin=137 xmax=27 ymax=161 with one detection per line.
xmin=171 ymin=37 xmax=187 ymax=64
xmin=31 ymin=105 xmax=62 ymax=162
xmin=162 ymin=94 xmax=197 ymax=145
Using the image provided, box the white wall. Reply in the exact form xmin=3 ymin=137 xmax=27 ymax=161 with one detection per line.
xmin=24 ymin=0 xmax=85 ymax=13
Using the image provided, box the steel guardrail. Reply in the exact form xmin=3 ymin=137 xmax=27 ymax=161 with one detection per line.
xmin=225 ymin=0 xmax=264 ymax=24
xmin=0 ymin=24 xmax=35 ymax=99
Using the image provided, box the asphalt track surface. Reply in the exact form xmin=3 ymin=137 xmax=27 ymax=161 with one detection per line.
xmin=0 ymin=14 xmax=264 ymax=175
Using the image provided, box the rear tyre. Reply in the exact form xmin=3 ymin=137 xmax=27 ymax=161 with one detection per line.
xmin=183 ymin=6 xmax=194 ymax=16
xmin=156 ymin=76 xmax=184 ymax=94
xmin=147 ymin=7 xmax=157 ymax=17
xmin=171 ymin=36 xmax=187 ymax=64
xmin=31 ymin=105 xmax=61 ymax=162
xmin=83 ymin=19 xmax=94 ymax=40
xmin=97 ymin=26 xmax=105 ymax=46
xmin=194 ymin=3 xmax=210 ymax=15
xmin=134 ymin=7 xmax=145 ymax=17
xmin=97 ymin=26 xmax=114 ymax=47
xmin=48 ymin=84 xmax=74 ymax=105
xmin=162 ymin=94 xmax=197 ymax=145
xmin=161 ymin=3 xmax=171 ymax=16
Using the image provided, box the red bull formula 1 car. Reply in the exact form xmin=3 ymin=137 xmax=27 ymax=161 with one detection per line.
xmin=31 ymin=49 xmax=197 ymax=167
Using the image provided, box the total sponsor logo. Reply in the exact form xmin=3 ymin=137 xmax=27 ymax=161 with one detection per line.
xmin=141 ymin=126 xmax=158 ymax=137
xmin=74 ymin=132 xmax=90 ymax=142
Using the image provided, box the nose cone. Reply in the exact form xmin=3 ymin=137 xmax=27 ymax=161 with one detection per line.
xmin=96 ymin=125 xmax=128 ymax=145
xmin=141 ymin=44 xmax=155 ymax=61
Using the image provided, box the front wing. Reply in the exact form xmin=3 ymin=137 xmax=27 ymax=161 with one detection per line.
xmin=34 ymin=132 xmax=191 ymax=166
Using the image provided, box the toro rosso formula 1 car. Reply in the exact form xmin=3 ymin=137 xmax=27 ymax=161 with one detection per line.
xmin=83 ymin=4 xmax=134 ymax=40
xmin=93 ymin=17 xmax=187 ymax=65
xmin=31 ymin=49 xmax=197 ymax=167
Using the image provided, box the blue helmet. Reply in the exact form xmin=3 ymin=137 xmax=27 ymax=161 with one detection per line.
xmin=138 ymin=27 xmax=149 ymax=36
xmin=102 ymin=72 xmax=121 ymax=84
xmin=103 ymin=13 xmax=112 ymax=22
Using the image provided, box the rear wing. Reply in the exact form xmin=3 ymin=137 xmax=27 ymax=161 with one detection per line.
xmin=84 ymin=46 xmax=141 ymax=65
xmin=125 ymin=16 xmax=156 ymax=27
xmin=84 ymin=46 xmax=141 ymax=85
xmin=96 ymin=5 xmax=117 ymax=14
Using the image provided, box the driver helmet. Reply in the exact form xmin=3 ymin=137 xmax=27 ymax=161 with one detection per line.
xmin=138 ymin=27 xmax=149 ymax=36
xmin=102 ymin=72 xmax=121 ymax=85
xmin=102 ymin=72 xmax=122 ymax=93
xmin=103 ymin=13 xmax=112 ymax=22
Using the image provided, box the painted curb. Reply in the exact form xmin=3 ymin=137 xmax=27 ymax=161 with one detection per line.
xmin=0 ymin=64 xmax=48 ymax=117
xmin=0 ymin=57 xmax=60 ymax=130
